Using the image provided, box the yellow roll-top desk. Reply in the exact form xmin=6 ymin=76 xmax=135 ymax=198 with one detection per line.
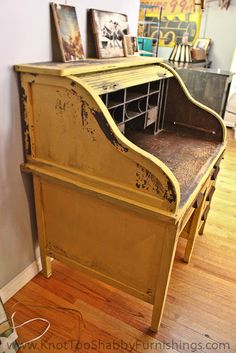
xmin=15 ymin=57 xmax=226 ymax=331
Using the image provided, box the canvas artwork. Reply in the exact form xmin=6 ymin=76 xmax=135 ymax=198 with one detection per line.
xmin=90 ymin=9 xmax=129 ymax=59
xmin=194 ymin=38 xmax=211 ymax=53
xmin=51 ymin=3 xmax=85 ymax=62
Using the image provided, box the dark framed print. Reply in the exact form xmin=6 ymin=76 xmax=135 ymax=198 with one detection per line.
xmin=123 ymin=35 xmax=139 ymax=56
xmin=51 ymin=3 xmax=85 ymax=62
xmin=89 ymin=9 xmax=129 ymax=59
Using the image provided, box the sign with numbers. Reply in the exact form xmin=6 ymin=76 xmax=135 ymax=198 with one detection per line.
xmin=139 ymin=0 xmax=202 ymax=47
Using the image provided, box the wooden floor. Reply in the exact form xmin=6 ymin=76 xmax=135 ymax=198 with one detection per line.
xmin=6 ymin=129 xmax=236 ymax=353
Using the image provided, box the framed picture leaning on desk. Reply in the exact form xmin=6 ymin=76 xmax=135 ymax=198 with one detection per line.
xmin=194 ymin=38 xmax=211 ymax=53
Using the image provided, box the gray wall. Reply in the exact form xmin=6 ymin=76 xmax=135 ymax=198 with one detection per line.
xmin=200 ymin=0 xmax=236 ymax=70
xmin=0 ymin=0 xmax=139 ymax=289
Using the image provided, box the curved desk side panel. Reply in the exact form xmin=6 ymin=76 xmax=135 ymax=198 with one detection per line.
xmin=20 ymin=72 xmax=179 ymax=213
xmin=160 ymin=62 xmax=226 ymax=142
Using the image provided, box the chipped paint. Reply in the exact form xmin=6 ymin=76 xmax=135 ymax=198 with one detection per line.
xmin=80 ymin=97 xmax=96 ymax=141
xmin=136 ymin=164 xmax=176 ymax=205
xmin=54 ymin=90 xmax=72 ymax=118
xmin=21 ymin=87 xmax=31 ymax=155
xmin=79 ymin=95 xmax=128 ymax=151
xmin=91 ymin=108 xmax=128 ymax=153
xmin=165 ymin=180 xmax=177 ymax=204
xmin=80 ymin=98 xmax=89 ymax=127
xmin=48 ymin=241 xmax=68 ymax=257
xmin=136 ymin=164 xmax=165 ymax=196
xmin=71 ymin=83 xmax=128 ymax=152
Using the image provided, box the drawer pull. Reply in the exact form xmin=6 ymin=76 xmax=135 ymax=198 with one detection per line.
xmin=193 ymin=192 xmax=204 ymax=208
xmin=211 ymin=166 xmax=220 ymax=180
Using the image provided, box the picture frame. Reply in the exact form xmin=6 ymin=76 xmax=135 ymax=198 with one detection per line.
xmin=193 ymin=38 xmax=211 ymax=53
xmin=89 ymin=9 xmax=129 ymax=59
xmin=50 ymin=3 xmax=85 ymax=62
xmin=123 ymin=35 xmax=139 ymax=56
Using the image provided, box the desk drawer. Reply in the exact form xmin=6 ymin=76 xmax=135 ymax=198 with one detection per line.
xmin=206 ymin=185 xmax=216 ymax=202
xmin=211 ymin=166 xmax=220 ymax=181
xmin=179 ymin=155 xmax=222 ymax=237
xmin=179 ymin=192 xmax=204 ymax=235
xmin=146 ymin=106 xmax=158 ymax=127
xmin=201 ymin=204 xmax=210 ymax=221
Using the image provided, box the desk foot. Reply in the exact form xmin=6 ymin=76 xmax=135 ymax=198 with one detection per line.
xmin=41 ymin=255 xmax=52 ymax=278
xmin=149 ymin=326 xmax=158 ymax=333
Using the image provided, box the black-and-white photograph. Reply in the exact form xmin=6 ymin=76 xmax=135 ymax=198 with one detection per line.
xmin=90 ymin=9 xmax=129 ymax=58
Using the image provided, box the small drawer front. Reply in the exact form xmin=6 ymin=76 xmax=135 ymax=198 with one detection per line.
xmin=146 ymin=106 xmax=158 ymax=127
xmin=211 ymin=166 xmax=220 ymax=180
xmin=206 ymin=186 xmax=216 ymax=202
xmin=193 ymin=192 xmax=204 ymax=209
xmin=201 ymin=205 xmax=210 ymax=221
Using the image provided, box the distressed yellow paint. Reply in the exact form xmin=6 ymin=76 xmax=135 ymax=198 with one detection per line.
xmin=16 ymin=57 xmax=226 ymax=332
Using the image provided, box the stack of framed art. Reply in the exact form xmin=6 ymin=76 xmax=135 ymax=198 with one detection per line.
xmin=51 ymin=3 xmax=137 ymax=61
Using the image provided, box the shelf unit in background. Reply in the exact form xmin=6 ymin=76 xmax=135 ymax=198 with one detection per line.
xmin=138 ymin=4 xmax=162 ymax=57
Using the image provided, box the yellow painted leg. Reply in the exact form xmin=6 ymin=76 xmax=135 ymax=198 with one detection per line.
xmin=40 ymin=253 xmax=52 ymax=278
xmin=198 ymin=220 xmax=206 ymax=235
xmin=150 ymin=227 xmax=178 ymax=332
xmin=33 ymin=175 xmax=52 ymax=278
xmin=183 ymin=199 xmax=205 ymax=263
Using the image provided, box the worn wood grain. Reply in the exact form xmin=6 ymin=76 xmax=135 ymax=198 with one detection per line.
xmin=125 ymin=129 xmax=222 ymax=206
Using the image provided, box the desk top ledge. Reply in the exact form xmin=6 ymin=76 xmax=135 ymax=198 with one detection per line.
xmin=14 ymin=57 xmax=163 ymax=77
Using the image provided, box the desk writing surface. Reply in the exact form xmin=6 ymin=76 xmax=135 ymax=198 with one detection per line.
xmin=126 ymin=129 xmax=222 ymax=207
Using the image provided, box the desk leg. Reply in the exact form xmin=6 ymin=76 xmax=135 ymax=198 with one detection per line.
xmin=198 ymin=220 xmax=206 ymax=235
xmin=150 ymin=226 xmax=178 ymax=332
xmin=33 ymin=175 xmax=52 ymax=278
xmin=183 ymin=197 xmax=205 ymax=263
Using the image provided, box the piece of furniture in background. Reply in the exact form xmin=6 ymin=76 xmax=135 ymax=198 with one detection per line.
xmin=191 ymin=47 xmax=206 ymax=62
xmin=137 ymin=37 xmax=155 ymax=57
xmin=224 ymin=93 xmax=236 ymax=138
xmin=191 ymin=38 xmax=211 ymax=63
xmin=167 ymin=62 xmax=233 ymax=118
xmin=15 ymin=57 xmax=226 ymax=332
xmin=138 ymin=4 xmax=162 ymax=57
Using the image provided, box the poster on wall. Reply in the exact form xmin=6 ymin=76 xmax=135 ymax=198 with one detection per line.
xmin=138 ymin=0 xmax=202 ymax=47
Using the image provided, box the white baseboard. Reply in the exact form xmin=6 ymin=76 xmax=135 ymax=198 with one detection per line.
xmin=0 ymin=258 xmax=42 ymax=304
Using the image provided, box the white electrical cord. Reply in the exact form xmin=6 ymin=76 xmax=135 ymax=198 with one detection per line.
xmin=11 ymin=312 xmax=50 ymax=347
